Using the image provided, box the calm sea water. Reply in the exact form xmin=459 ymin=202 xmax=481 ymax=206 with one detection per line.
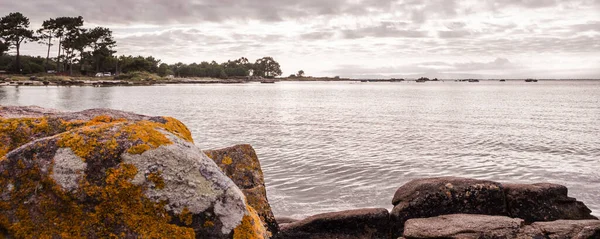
xmin=1 ymin=81 xmax=599 ymax=218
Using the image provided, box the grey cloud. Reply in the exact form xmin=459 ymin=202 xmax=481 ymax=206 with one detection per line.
xmin=300 ymin=32 xmax=336 ymax=40
xmin=438 ymin=30 xmax=472 ymax=38
xmin=341 ymin=22 xmax=429 ymax=39
xmin=1 ymin=0 xmax=396 ymax=25
xmin=329 ymin=57 xmax=527 ymax=79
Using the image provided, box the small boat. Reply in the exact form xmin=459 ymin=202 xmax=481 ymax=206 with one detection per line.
xmin=500 ymin=80 xmax=506 ymax=82
xmin=260 ymin=80 xmax=276 ymax=84
xmin=468 ymin=79 xmax=480 ymax=83
xmin=525 ymin=79 xmax=538 ymax=82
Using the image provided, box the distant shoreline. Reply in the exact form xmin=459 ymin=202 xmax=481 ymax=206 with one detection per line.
xmin=1 ymin=75 xmax=599 ymax=87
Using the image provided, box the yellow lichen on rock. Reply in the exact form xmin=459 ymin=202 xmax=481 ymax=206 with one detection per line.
xmin=222 ymin=156 xmax=233 ymax=165
xmin=0 ymin=161 xmax=195 ymax=238
xmin=233 ymin=205 xmax=269 ymax=239
xmin=123 ymin=121 xmax=173 ymax=155
xmin=162 ymin=117 xmax=194 ymax=143
xmin=0 ymin=117 xmax=54 ymax=158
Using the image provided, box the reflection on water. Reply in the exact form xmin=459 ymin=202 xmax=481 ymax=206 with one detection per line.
xmin=1 ymin=81 xmax=599 ymax=218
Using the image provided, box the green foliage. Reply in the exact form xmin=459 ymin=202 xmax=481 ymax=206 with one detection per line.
xmin=0 ymin=12 xmax=36 ymax=73
xmin=254 ymin=57 xmax=282 ymax=78
xmin=0 ymin=41 xmax=8 ymax=55
xmin=297 ymin=70 xmax=305 ymax=77
xmin=157 ymin=63 xmax=169 ymax=77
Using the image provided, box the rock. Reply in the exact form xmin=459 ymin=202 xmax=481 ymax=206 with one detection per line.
xmin=504 ymin=183 xmax=598 ymax=222
xmin=390 ymin=177 xmax=506 ymax=237
xmin=0 ymin=107 xmax=268 ymax=238
xmin=404 ymin=215 xmax=600 ymax=239
xmin=403 ymin=214 xmax=524 ymax=239
xmin=204 ymin=144 xmax=279 ymax=235
xmin=276 ymin=208 xmax=389 ymax=239
xmin=523 ymin=220 xmax=600 ymax=239
xmin=276 ymin=216 xmax=300 ymax=225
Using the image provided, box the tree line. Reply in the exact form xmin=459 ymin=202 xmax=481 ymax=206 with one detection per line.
xmin=0 ymin=12 xmax=283 ymax=78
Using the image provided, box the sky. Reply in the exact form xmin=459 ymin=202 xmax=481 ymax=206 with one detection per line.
xmin=2 ymin=0 xmax=600 ymax=79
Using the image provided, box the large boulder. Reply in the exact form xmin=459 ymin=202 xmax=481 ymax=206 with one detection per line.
xmin=276 ymin=208 xmax=390 ymax=239
xmin=0 ymin=106 xmax=268 ymax=238
xmin=390 ymin=177 xmax=506 ymax=236
xmin=403 ymin=214 xmax=524 ymax=239
xmin=204 ymin=144 xmax=279 ymax=235
xmin=504 ymin=183 xmax=598 ymax=222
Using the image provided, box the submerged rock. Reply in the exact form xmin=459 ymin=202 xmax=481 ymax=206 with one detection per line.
xmin=204 ymin=144 xmax=279 ymax=235
xmin=276 ymin=208 xmax=390 ymax=239
xmin=504 ymin=183 xmax=598 ymax=222
xmin=390 ymin=177 xmax=506 ymax=237
xmin=0 ymin=107 xmax=267 ymax=239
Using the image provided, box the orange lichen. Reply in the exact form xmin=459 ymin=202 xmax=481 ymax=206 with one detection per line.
xmin=222 ymin=156 xmax=233 ymax=165
xmin=0 ymin=162 xmax=195 ymax=238
xmin=233 ymin=205 xmax=268 ymax=239
xmin=203 ymin=220 xmax=215 ymax=228
xmin=57 ymin=122 xmax=119 ymax=160
xmin=123 ymin=121 xmax=173 ymax=155
xmin=0 ymin=114 xmax=200 ymax=238
xmin=179 ymin=208 xmax=193 ymax=226
xmin=147 ymin=171 xmax=165 ymax=190
xmin=162 ymin=117 xmax=194 ymax=143
xmin=0 ymin=117 xmax=55 ymax=158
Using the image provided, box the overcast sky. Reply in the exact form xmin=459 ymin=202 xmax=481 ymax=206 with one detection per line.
xmin=2 ymin=0 xmax=599 ymax=78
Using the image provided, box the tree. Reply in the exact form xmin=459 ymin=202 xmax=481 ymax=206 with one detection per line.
xmin=62 ymin=26 xmax=87 ymax=75
xmin=37 ymin=18 xmax=57 ymax=71
xmin=0 ymin=12 xmax=36 ymax=73
xmin=297 ymin=70 xmax=305 ymax=77
xmin=157 ymin=63 xmax=169 ymax=77
xmin=254 ymin=57 xmax=282 ymax=78
xmin=0 ymin=40 xmax=8 ymax=55
xmin=53 ymin=16 xmax=83 ymax=73
xmin=88 ymin=27 xmax=116 ymax=72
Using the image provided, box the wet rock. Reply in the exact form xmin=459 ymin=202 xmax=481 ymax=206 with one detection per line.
xmin=504 ymin=183 xmax=598 ymax=222
xmin=276 ymin=208 xmax=389 ymax=239
xmin=403 ymin=214 xmax=524 ymax=239
xmin=0 ymin=107 xmax=267 ymax=239
xmin=390 ymin=177 xmax=506 ymax=237
xmin=204 ymin=144 xmax=279 ymax=235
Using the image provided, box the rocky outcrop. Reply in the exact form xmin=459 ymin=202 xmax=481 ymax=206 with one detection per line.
xmin=276 ymin=208 xmax=390 ymax=239
xmin=0 ymin=106 xmax=267 ymax=239
xmin=403 ymin=214 xmax=600 ymax=239
xmin=204 ymin=144 xmax=279 ymax=235
xmin=504 ymin=183 xmax=597 ymax=222
xmin=390 ymin=177 xmax=598 ymax=237
xmin=390 ymin=177 xmax=507 ymax=236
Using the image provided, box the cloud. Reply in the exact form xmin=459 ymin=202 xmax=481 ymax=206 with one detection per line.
xmin=2 ymin=0 xmax=599 ymax=78
xmin=340 ymin=22 xmax=429 ymax=39
xmin=328 ymin=58 xmax=530 ymax=79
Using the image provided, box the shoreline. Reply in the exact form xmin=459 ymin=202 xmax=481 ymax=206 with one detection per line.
xmin=1 ymin=77 xmax=599 ymax=87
